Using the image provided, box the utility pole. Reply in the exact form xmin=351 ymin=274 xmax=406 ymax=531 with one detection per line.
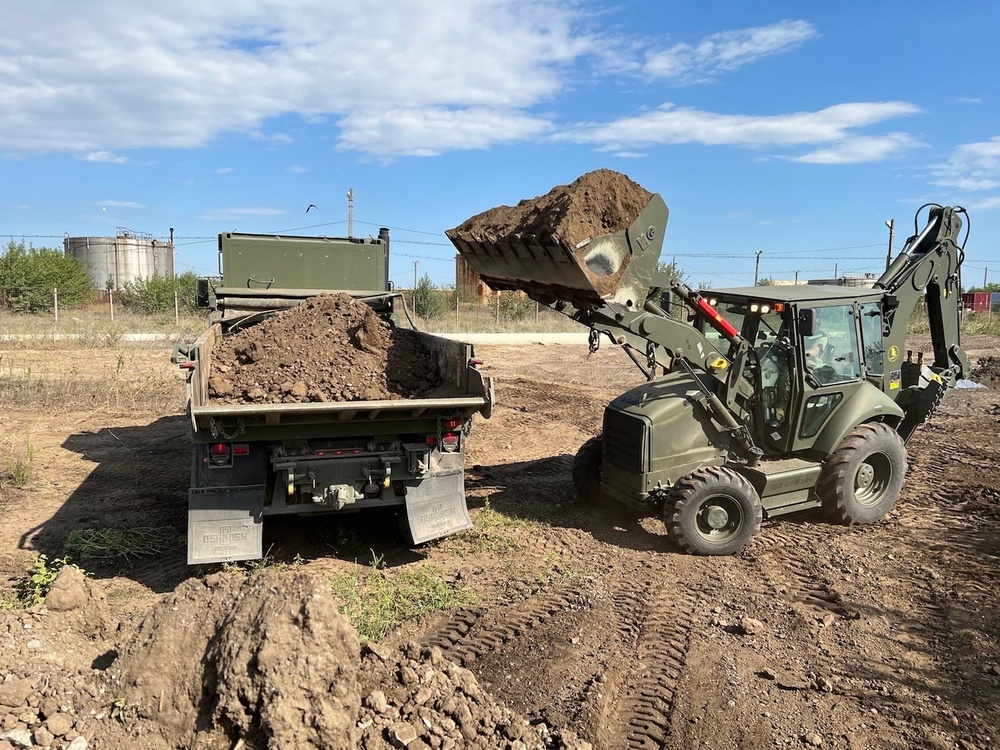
xmin=347 ymin=188 xmax=354 ymax=237
xmin=754 ymin=250 xmax=763 ymax=286
xmin=985 ymin=266 xmax=989 ymax=288
xmin=885 ymin=219 xmax=895 ymax=271
xmin=413 ymin=260 xmax=419 ymax=290
xmin=794 ymin=270 xmax=800 ymax=285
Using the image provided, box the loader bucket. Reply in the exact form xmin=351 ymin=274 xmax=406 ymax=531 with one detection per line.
xmin=446 ymin=195 xmax=669 ymax=311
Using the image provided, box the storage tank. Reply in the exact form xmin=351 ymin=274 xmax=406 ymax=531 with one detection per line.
xmin=64 ymin=228 xmax=174 ymax=289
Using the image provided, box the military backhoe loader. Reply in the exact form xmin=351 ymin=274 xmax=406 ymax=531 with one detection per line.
xmin=447 ymin=192 xmax=970 ymax=554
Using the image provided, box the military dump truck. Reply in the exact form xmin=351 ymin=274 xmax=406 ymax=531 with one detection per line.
xmin=173 ymin=230 xmax=493 ymax=565
xmin=448 ymin=173 xmax=970 ymax=554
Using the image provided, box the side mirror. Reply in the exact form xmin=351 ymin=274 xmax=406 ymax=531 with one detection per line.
xmin=799 ymin=308 xmax=816 ymax=337
xmin=196 ymin=278 xmax=211 ymax=309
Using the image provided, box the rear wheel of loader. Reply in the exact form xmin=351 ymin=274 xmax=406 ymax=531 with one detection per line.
xmin=666 ymin=467 xmax=762 ymax=555
xmin=817 ymin=422 xmax=907 ymax=525
xmin=572 ymin=436 xmax=603 ymax=503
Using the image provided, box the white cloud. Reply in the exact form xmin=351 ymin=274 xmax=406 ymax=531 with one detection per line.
xmin=791 ymin=133 xmax=920 ymax=164
xmin=199 ymin=207 xmax=288 ymax=221
xmin=0 ymin=0 xmax=589 ymax=158
xmin=556 ymin=101 xmax=921 ymax=162
xmin=964 ymin=195 xmax=1000 ymax=211
xmin=930 ymin=136 xmax=1000 ymax=191
xmin=81 ymin=151 xmax=128 ymax=164
xmin=95 ymin=200 xmax=146 ymax=209
xmin=215 ymin=167 xmax=235 ymax=174
xmin=644 ymin=19 xmax=817 ymax=83
xmin=336 ymin=107 xmax=554 ymax=157
xmin=286 ymin=164 xmax=310 ymax=173
xmin=956 ymin=97 xmax=982 ymax=104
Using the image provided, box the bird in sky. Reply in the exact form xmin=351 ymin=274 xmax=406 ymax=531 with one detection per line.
xmin=306 ymin=204 xmax=319 ymax=213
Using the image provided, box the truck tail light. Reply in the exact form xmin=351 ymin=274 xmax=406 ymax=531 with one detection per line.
xmin=425 ymin=435 xmax=438 ymax=446
xmin=233 ymin=444 xmax=250 ymax=456
xmin=209 ymin=442 xmax=231 ymax=466
xmin=442 ymin=432 xmax=460 ymax=452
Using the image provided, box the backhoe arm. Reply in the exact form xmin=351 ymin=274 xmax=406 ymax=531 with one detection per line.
xmin=876 ymin=205 xmax=971 ymax=380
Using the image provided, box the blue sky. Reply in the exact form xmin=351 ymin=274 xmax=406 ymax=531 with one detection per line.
xmin=2 ymin=1 xmax=999 ymax=291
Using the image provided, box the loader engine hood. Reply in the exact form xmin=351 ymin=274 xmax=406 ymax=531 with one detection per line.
xmin=603 ymin=370 xmax=731 ymax=498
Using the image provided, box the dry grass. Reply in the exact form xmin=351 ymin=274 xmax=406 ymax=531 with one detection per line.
xmin=0 ymin=310 xmax=208 ymax=349
xmin=0 ymin=350 xmax=183 ymax=412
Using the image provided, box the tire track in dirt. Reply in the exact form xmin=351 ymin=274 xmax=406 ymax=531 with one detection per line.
xmin=421 ymin=558 xmax=711 ymax=749
xmin=751 ymin=522 xmax=859 ymax=619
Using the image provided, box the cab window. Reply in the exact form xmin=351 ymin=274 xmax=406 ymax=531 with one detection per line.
xmin=803 ymin=305 xmax=861 ymax=385
xmin=859 ymin=302 xmax=884 ymax=376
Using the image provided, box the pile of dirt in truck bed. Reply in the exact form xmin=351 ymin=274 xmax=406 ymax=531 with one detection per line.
xmin=446 ymin=168 xmax=653 ymax=246
xmin=208 ymin=293 xmax=444 ymax=404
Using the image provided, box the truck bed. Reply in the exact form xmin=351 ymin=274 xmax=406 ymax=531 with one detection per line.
xmin=186 ymin=324 xmax=493 ymax=434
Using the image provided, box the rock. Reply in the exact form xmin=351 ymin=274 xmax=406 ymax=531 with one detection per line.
xmin=0 ymin=680 xmax=32 ymax=709
xmin=66 ymin=738 xmax=88 ymax=750
xmin=388 ymin=721 xmax=418 ymax=747
xmin=208 ymin=375 xmax=233 ymax=397
xmin=43 ymin=567 xmax=89 ymax=612
xmin=803 ymin=731 xmax=823 ymax=746
xmin=32 ymin=727 xmax=54 ymax=748
xmin=45 ymin=712 xmax=74 ymax=738
xmin=291 ymin=381 xmax=308 ymax=398
xmin=365 ymin=690 xmax=389 ymax=714
xmin=0 ymin=730 xmax=31 ymax=749
xmin=740 ymin=616 xmax=766 ymax=635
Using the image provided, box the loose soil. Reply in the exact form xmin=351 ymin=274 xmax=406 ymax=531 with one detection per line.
xmin=447 ymin=169 xmax=653 ymax=246
xmin=0 ymin=333 xmax=998 ymax=749
xmin=209 ymin=293 xmax=443 ymax=404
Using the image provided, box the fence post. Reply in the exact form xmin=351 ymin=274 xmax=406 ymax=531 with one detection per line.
xmin=109 ymin=289 xmax=115 ymax=321
xmin=174 ymin=290 xmax=179 ymax=324
xmin=53 ymin=288 xmax=58 ymax=323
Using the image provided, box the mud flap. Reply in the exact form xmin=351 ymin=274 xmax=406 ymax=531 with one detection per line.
xmin=403 ymin=470 xmax=472 ymax=544
xmin=188 ymin=485 xmax=264 ymax=565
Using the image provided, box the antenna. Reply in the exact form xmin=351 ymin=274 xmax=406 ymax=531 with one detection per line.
xmin=347 ymin=188 xmax=354 ymax=238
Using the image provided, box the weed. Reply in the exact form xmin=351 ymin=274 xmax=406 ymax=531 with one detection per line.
xmin=2 ymin=434 xmax=35 ymax=488
xmin=110 ymin=698 xmax=139 ymax=725
xmin=64 ymin=527 xmax=177 ymax=563
xmin=15 ymin=554 xmax=72 ymax=606
xmin=330 ymin=560 xmax=474 ymax=642
xmin=440 ymin=496 xmax=545 ymax=555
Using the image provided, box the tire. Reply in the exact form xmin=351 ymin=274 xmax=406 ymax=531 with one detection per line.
xmin=817 ymin=422 xmax=907 ymax=525
xmin=665 ymin=466 xmax=762 ymax=556
xmin=572 ymin=436 xmax=603 ymax=504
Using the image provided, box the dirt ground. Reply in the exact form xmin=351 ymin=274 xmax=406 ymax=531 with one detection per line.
xmin=0 ymin=333 xmax=998 ymax=749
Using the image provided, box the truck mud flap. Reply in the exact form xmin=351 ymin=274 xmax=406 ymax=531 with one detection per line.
xmin=188 ymin=486 xmax=264 ymax=565
xmin=403 ymin=470 xmax=472 ymax=544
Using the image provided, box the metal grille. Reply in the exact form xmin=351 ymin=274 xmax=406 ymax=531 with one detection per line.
xmin=603 ymin=409 xmax=649 ymax=473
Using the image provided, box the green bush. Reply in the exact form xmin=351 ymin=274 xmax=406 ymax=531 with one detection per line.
xmin=411 ymin=273 xmax=447 ymax=319
xmin=0 ymin=241 xmax=93 ymax=312
xmin=115 ymin=270 xmax=200 ymax=314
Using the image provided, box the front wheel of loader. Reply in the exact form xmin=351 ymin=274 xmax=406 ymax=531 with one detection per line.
xmin=572 ymin=436 xmax=603 ymax=504
xmin=817 ymin=422 xmax=907 ymax=525
xmin=666 ymin=467 xmax=762 ymax=556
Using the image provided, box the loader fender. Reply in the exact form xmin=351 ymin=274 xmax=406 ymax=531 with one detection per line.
xmin=810 ymin=382 xmax=904 ymax=457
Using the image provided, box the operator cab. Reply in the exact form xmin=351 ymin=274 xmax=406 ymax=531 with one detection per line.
xmin=695 ymin=285 xmax=889 ymax=457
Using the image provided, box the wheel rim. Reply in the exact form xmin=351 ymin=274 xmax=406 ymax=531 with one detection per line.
xmin=855 ymin=451 xmax=892 ymax=506
xmin=694 ymin=493 xmax=744 ymax=544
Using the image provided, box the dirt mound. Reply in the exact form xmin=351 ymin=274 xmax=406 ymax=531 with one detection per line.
xmin=105 ymin=570 xmax=360 ymax=750
xmin=356 ymin=641 xmax=591 ymax=749
xmin=971 ymin=355 xmax=1000 ymax=382
xmin=209 ymin=293 xmax=443 ymax=404
xmin=447 ymin=169 xmax=653 ymax=246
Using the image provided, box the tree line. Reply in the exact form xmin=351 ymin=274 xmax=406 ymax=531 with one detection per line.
xmin=0 ymin=240 xmax=199 ymax=314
